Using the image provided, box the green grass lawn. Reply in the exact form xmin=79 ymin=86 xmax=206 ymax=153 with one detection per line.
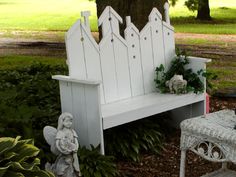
xmin=0 ymin=0 xmax=97 ymax=31
xmin=0 ymin=55 xmax=66 ymax=70
xmin=0 ymin=0 xmax=235 ymax=34
xmin=170 ymin=0 xmax=236 ymax=34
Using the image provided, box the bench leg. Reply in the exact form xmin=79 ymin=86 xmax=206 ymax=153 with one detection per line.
xmin=180 ymin=150 xmax=186 ymax=177
xmin=222 ymin=162 xmax=227 ymax=169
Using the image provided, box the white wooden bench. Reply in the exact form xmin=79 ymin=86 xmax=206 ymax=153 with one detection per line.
xmin=53 ymin=3 xmax=211 ymax=154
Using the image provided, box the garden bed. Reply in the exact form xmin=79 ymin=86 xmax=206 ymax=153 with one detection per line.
xmin=117 ymin=96 xmax=236 ymax=177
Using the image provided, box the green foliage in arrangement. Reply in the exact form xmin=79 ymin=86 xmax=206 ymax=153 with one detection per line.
xmin=78 ymin=145 xmax=119 ymax=177
xmin=0 ymin=136 xmax=54 ymax=177
xmin=0 ymin=63 xmax=67 ymax=163
xmin=154 ymin=49 xmax=205 ymax=94
xmin=202 ymin=70 xmax=218 ymax=94
xmin=104 ymin=119 xmax=163 ymax=162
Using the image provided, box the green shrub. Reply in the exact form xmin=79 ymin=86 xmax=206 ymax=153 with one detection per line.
xmin=104 ymin=119 xmax=164 ymax=162
xmin=0 ymin=63 xmax=119 ymax=176
xmin=0 ymin=136 xmax=54 ymax=177
xmin=154 ymin=49 xmax=205 ymax=94
xmin=78 ymin=145 xmax=119 ymax=177
xmin=0 ymin=62 xmax=67 ymax=164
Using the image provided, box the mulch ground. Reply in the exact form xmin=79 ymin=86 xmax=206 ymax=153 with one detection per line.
xmin=117 ymin=97 xmax=236 ymax=177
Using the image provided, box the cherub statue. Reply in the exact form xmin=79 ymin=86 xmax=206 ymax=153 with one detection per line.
xmin=166 ymin=74 xmax=187 ymax=94
xmin=43 ymin=112 xmax=82 ymax=177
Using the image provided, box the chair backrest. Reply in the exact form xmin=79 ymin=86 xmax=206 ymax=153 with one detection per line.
xmin=65 ymin=3 xmax=175 ymax=104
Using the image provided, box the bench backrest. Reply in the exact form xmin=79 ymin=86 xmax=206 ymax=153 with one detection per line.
xmin=66 ymin=3 xmax=175 ymax=104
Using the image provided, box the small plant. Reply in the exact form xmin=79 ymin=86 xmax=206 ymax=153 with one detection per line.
xmin=104 ymin=119 xmax=164 ymax=162
xmin=154 ymin=49 xmax=205 ymax=94
xmin=78 ymin=145 xmax=119 ymax=177
xmin=202 ymin=70 xmax=218 ymax=94
xmin=0 ymin=136 xmax=54 ymax=177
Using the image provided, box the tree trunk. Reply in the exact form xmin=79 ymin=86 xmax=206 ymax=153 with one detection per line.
xmin=96 ymin=0 xmax=166 ymax=37
xmin=197 ymin=0 xmax=211 ymax=20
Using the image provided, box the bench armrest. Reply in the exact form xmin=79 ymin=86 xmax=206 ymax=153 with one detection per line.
xmin=188 ymin=56 xmax=212 ymax=63
xmin=185 ymin=56 xmax=211 ymax=73
xmin=185 ymin=56 xmax=211 ymax=92
xmin=52 ymin=74 xmax=104 ymax=154
xmin=52 ymin=75 xmax=101 ymax=85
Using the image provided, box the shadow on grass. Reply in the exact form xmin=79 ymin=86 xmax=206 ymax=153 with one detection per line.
xmin=171 ymin=8 xmax=236 ymax=25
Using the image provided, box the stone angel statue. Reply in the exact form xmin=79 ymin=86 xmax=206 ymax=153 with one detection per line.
xmin=43 ymin=112 xmax=82 ymax=177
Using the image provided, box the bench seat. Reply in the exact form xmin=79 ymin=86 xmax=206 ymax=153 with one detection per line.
xmin=102 ymin=92 xmax=205 ymax=129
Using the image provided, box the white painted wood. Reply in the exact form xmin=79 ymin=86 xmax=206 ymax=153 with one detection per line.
xmin=125 ymin=19 xmax=145 ymax=97
xmin=84 ymin=84 xmax=104 ymax=154
xmin=57 ymin=81 xmax=90 ymax=148
xmin=70 ymin=82 xmax=88 ymax=148
xmin=180 ymin=150 xmax=186 ymax=177
xmin=109 ymin=8 xmax=123 ymax=35
xmin=53 ymin=5 xmax=211 ymax=154
xmin=81 ymin=11 xmax=91 ymax=30
xmin=98 ymin=7 xmax=111 ymax=38
xmin=56 ymin=78 xmax=104 ymax=153
xmin=222 ymin=162 xmax=227 ymax=169
xmin=53 ymin=75 xmax=101 ymax=85
xmin=66 ymin=20 xmax=86 ymax=79
xmin=99 ymin=34 xmax=118 ymax=103
xmin=81 ymin=24 xmax=105 ymax=104
xmin=164 ymin=2 xmax=170 ymax=24
xmin=98 ymin=6 xmax=123 ymax=37
xmin=185 ymin=56 xmax=209 ymax=89
xmin=126 ymin=16 xmax=131 ymax=26
xmin=58 ymin=81 xmax=73 ymax=114
xmin=163 ymin=22 xmax=175 ymax=70
xmin=113 ymin=33 xmax=132 ymax=99
xmin=140 ymin=23 xmax=155 ymax=93
xmin=188 ymin=56 xmax=212 ymax=63
xmin=149 ymin=8 xmax=165 ymax=68
xmin=102 ymin=92 xmax=205 ymax=129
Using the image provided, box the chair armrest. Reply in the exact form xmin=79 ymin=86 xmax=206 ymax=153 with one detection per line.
xmin=52 ymin=75 xmax=101 ymax=85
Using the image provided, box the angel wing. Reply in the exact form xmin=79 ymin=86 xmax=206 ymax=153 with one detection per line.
xmin=43 ymin=126 xmax=60 ymax=155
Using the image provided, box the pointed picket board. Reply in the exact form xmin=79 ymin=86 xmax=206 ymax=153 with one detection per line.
xmin=81 ymin=24 xmax=105 ymax=104
xmin=140 ymin=23 xmax=155 ymax=94
xmin=66 ymin=20 xmax=86 ymax=79
xmin=98 ymin=6 xmax=123 ymax=37
xmin=99 ymin=34 xmax=118 ymax=103
xmin=112 ymin=33 xmax=132 ymax=100
xmin=163 ymin=22 xmax=175 ymax=70
xmin=125 ymin=23 xmax=145 ymax=97
xmin=149 ymin=8 xmax=165 ymax=68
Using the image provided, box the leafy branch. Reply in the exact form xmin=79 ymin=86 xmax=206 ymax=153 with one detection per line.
xmin=154 ymin=49 xmax=205 ymax=94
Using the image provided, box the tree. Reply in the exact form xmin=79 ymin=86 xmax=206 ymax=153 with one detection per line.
xmin=96 ymin=0 xmax=167 ymax=34
xmin=184 ymin=0 xmax=211 ymax=20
